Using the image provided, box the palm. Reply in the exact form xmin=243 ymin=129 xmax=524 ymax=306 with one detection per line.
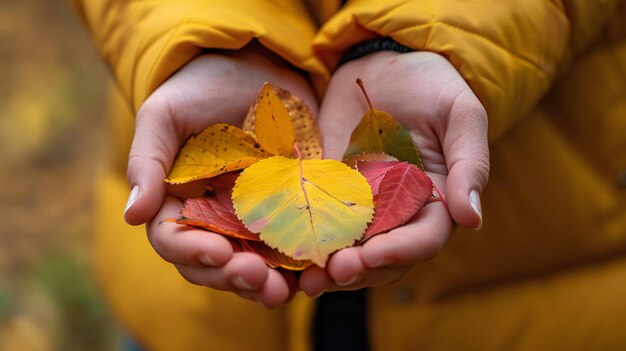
xmin=145 ymin=52 xmax=318 ymax=140
xmin=129 ymin=50 xmax=319 ymax=307
xmin=300 ymin=51 xmax=488 ymax=294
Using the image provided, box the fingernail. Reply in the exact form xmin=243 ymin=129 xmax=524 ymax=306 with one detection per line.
xmin=233 ymin=276 xmax=256 ymax=291
xmin=469 ymin=190 xmax=483 ymax=230
xmin=311 ymin=290 xmax=325 ymax=299
xmin=257 ymin=300 xmax=270 ymax=309
xmin=198 ymin=254 xmax=216 ymax=266
xmin=337 ymin=275 xmax=361 ymax=287
xmin=124 ymin=186 xmax=139 ymax=215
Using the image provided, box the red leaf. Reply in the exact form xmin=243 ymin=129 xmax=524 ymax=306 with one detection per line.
xmin=361 ymin=162 xmax=433 ymax=241
xmin=240 ymin=240 xmax=313 ymax=271
xmin=357 ymin=160 xmax=405 ymax=195
xmin=176 ymin=173 xmax=260 ymax=241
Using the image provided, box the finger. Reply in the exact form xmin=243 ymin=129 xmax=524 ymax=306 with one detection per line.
xmin=442 ymin=90 xmax=490 ymax=229
xmin=253 ymin=269 xmax=294 ymax=308
xmin=327 ymin=247 xmax=366 ymax=287
xmin=317 ymin=69 xmax=365 ymax=160
xmin=175 ymin=251 xmax=269 ymax=291
xmin=299 ymin=248 xmax=409 ymax=295
xmin=319 ymin=178 xmax=451 ymax=291
xmin=180 ymin=263 xmax=292 ymax=308
xmin=124 ymin=97 xmax=181 ymax=225
xmin=277 ymin=269 xmax=300 ymax=303
xmin=359 ymin=177 xmax=453 ymax=268
xmin=299 ymin=248 xmax=367 ymax=297
xmin=329 ymin=266 xmax=408 ymax=291
xmin=147 ymin=196 xmax=233 ymax=267
xmin=300 ymin=265 xmax=333 ymax=297
xmin=325 ymin=204 xmax=449 ymax=285
xmin=301 ymin=264 xmax=408 ymax=294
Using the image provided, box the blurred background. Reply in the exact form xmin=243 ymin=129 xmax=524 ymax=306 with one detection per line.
xmin=0 ymin=1 xmax=121 ymax=350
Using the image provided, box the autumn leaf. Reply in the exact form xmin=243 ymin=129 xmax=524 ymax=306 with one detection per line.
xmin=242 ymin=83 xmax=296 ymax=157
xmin=166 ymin=82 xmax=437 ymax=270
xmin=166 ymin=124 xmax=269 ymax=184
xmin=356 ymin=160 xmax=405 ymax=195
xmin=358 ymin=161 xmax=433 ymax=241
xmin=170 ymin=173 xmax=260 ymax=241
xmin=243 ymin=83 xmax=322 ymax=159
xmin=232 ymin=155 xmax=374 ymax=267
xmin=241 ymin=240 xmax=313 ymax=271
xmin=343 ymin=151 xmax=398 ymax=168
xmin=344 ymin=79 xmax=423 ymax=169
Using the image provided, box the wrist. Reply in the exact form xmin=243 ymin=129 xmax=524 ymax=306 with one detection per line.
xmin=339 ymin=37 xmax=412 ymax=66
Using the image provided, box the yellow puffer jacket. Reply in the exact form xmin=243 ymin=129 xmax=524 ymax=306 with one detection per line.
xmin=72 ymin=0 xmax=626 ymax=350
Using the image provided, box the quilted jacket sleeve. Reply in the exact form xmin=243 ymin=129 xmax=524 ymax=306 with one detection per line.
xmin=314 ymin=0 xmax=624 ymax=142
xmin=70 ymin=0 xmax=328 ymax=111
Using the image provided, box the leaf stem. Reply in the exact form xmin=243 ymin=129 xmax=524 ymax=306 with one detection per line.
xmin=432 ymin=182 xmax=450 ymax=216
xmin=294 ymin=142 xmax=302 ymax=160
xmin=356 ymin=78 xmax=374 ymax=111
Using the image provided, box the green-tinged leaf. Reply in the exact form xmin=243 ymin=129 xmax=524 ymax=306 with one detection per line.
xmin=232 ymin=156 xmax=374 ymax=267
xmin=344 ymin=108 xmax=423 ymax=169
xmin=344 ymin=78 xmax=423 ymax=169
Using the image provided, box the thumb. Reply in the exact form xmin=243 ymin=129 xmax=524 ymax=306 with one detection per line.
xmin=124 ymin=101 xmax=180 ymax=225
xmin=317 ymin=78 xmax=364 ymax=160
xmin=443 ymin=92 xmax=490 ymax=230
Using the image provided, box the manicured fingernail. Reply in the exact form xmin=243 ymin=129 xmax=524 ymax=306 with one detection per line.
xmin=124 ymin=186 xmax=139 ymax=216
xmin=337 ymin=275 xmax=361 ymax=287
xmin=469 ymin=190 xmax=483 ymax=230
xmin=198 ymin=254 xmax=216 ymax=266
xmin=233 ymin=276 xmax=256 ymax=291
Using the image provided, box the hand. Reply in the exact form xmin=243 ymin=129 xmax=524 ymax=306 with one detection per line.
xmin=300 ymin=51 xmax=489 ymax=295
xmin=123 ymin=48 xmax=318 ymax=308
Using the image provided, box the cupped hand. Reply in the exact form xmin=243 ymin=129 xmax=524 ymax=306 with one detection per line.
xmin=300 ymin=51 xmax=489 ymax=296
xmin=123 ymin=47 xmax=318 ymax=308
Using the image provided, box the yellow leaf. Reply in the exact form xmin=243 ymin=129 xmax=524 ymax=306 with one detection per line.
xmin=165 ymin=124 xmax=269 ymax=184
xmin=232 ymin=156 xmax=374 ymax=267
xmin=246 ymin=83 xmax=298 ymax=157
xmin=243 ymin=83 xmax=322 ymax=159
